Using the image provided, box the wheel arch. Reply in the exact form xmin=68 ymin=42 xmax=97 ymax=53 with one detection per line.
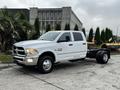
xmin=38 ymin=51 xmax=56 ymax=63
xmin=101 ymin=43 xmax=108 ymax=48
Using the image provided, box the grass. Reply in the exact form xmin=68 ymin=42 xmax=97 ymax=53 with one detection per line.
xmin=0 ymin=53 xmax=13 ymax=63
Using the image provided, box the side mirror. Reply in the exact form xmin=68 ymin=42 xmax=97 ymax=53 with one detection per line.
xmin=66 ymin=36 xmax=70 ymax=42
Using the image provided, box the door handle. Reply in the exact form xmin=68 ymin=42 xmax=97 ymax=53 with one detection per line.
xmin=69 ymin=44 xmax=73 ymax=46
xmin=83 ymin=43 xmax=86 ymax=45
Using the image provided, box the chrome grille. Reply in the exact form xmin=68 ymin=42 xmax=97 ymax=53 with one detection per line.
xmin=13 ymin=46 xmax=26 ymax=56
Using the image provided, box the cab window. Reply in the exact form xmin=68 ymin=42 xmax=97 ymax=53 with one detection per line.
xmin=73 ymin=32 xmax=83 ymax=41
xmin=58 ymin=32 xmax=71 ymax=42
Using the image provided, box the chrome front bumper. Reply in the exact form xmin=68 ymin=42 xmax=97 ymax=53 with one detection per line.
xmin=13 ymin=56 xmax=38 ymax=66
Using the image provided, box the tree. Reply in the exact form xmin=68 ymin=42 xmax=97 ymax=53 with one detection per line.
xmin=105 ymin=28 xmax=113 ymax=42
xmin=14 ymin=12 xmax=33 ymax=41
xmin=0 ymin=18 xmax=13 ymax=52
xmin=64 ymin=23 xmax=70 ymax=30
xmin=0 ymin=8 xmax=17 ymax=52
xmin=19 ymin=12 xmax=27 ymax=20
xmin=32 ymin=17 xmax=40 ymax=39
xmin=101 ymin=29 xmax=105 ymax=43
xmin=46 ymin=24 xmax=51 ymax=32
xmin=55 ymin=24 xmax=61 ymax=30
xmin=108 ymin=29 xmax=113 ymax=42
xmin=82 ymin=28 xmax=86 ymax=37
xmin=105 ymin=28 xmax=109 ymax=42
xmin=88 ymin=28 xmax=93 ymax=42
xmin=0 ymin=8 xmax=33 ymax=52
xmin=74 ymin=24 xmax=78 ymax=31
xmin=95 ymin=27 xmax=101 ymax=45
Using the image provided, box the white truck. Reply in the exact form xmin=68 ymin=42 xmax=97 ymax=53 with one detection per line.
xmin=13 ymin=31 xmax=110 ymax=73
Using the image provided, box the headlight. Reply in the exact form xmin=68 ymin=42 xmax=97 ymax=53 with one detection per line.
xmin=26 ymin=48 xmax=39 ymax=56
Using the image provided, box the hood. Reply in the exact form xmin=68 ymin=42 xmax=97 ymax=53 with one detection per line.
xmin=14 ymin=40 xmax=52 ymax=48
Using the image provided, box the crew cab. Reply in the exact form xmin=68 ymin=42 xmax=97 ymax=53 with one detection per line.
xmin=13 ymin=31 xmax=110 ymax=73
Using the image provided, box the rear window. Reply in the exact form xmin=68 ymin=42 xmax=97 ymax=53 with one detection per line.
xmin=73 ymin=32 xmax=83 ymax=41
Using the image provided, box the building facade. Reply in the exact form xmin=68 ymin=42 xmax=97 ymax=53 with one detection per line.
xmin=30 ymin=7 xmax=82 ymax=32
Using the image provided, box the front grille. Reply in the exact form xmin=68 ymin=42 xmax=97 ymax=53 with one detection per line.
xmin=13 ymin=46 xmax=26 ymax=56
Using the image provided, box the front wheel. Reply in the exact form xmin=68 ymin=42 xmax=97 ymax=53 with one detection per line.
xmin=37 ymin=56 xmax=54 ymax=74
xmin=96 ymin=51 xmax=109 ymax=64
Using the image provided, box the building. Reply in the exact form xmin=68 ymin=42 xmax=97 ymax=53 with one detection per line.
xmin=0 ymin=7 xmax=83 ymax=32
xmin=30 ymin=7 xmax=82 ymax=32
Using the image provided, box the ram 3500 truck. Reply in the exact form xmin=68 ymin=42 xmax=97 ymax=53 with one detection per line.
xmin=13 ymin=31 xmax=110 ymax=73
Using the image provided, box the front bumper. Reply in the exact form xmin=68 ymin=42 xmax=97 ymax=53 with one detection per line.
xmin=13 ymin=56 xmax=38 ymax=66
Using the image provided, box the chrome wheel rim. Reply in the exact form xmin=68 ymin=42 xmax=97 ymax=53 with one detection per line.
xmin=103 ymin=54 xmax=108 ymax=62
xmin=43 ymin=59 xmax=52 ymax=71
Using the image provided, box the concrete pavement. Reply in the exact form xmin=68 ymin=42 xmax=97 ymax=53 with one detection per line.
xmin=0 ymin=55 xmax=120 ymax=90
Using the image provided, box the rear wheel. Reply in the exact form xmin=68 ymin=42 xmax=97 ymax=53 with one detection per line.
xmin=96 ymin=51 xmax=109 ymax=64
xmin=37 ymin=56 xmax=54 ymax=74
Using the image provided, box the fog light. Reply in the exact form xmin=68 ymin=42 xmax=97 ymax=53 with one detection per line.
xmin=27 ymin=59 xmax=33 ymax=62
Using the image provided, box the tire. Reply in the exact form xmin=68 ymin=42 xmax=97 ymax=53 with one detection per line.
xmin=96 ymin=51 xmax=109 ymax=64
xmin=37 ymin=56 xmax=54 ymax=74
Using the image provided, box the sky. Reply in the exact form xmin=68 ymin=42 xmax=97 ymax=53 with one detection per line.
xmin=0 ymin=0 xmax=120 ymax=35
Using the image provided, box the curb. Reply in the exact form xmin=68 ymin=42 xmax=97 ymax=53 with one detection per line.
xmin=0 ymin=63 xmax=15 ymax=70
xmin=0 ymin=62 xmax=14 ymax=64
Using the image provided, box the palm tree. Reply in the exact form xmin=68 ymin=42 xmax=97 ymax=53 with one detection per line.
xmin=0 ymin=8 xmax=33 ymax=52
xmin=13 ymin=12 xmax=33 ymax=41
xmin=0 ymin=17 xmax=13 ymax=52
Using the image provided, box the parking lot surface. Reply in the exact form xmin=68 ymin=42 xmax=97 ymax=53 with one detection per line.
xmin=0 ymin=55 xmax=120 ymax=90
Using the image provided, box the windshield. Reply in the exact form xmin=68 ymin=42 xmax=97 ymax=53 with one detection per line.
xmin=38 ymin=32 xmax=60 ymax=41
